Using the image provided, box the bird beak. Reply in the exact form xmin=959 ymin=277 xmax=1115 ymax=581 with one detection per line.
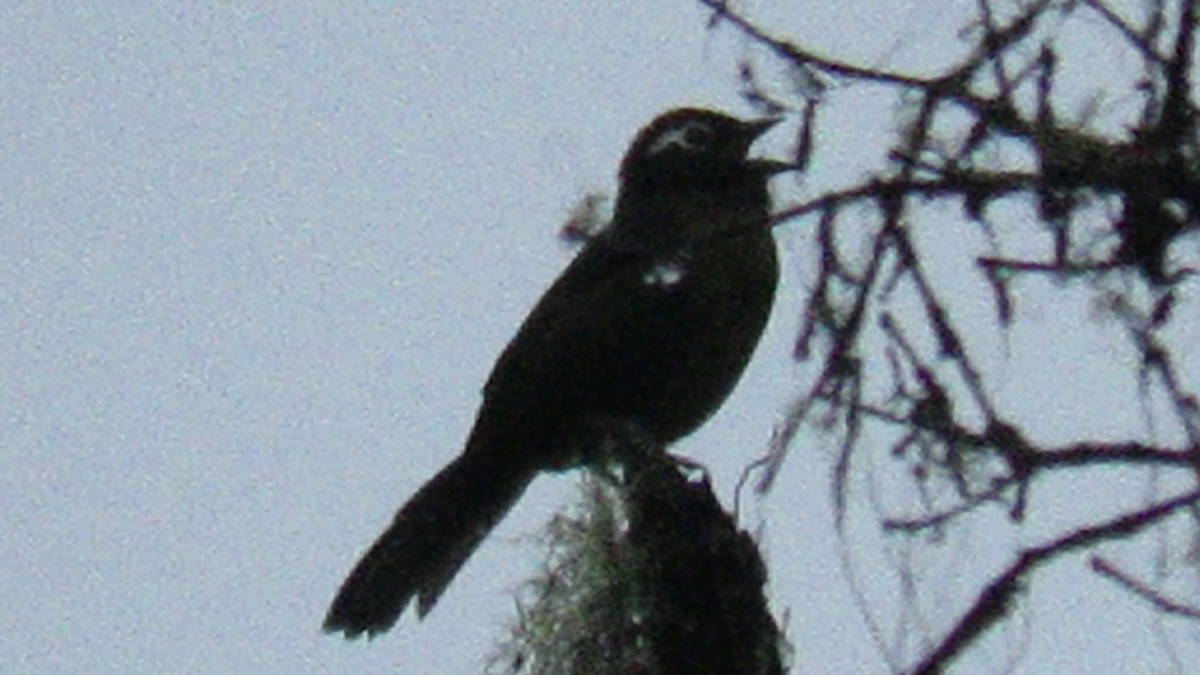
xmin=742 ymin=116 xmax=783 ymax=140
xmin=746 ymin=158 xmax=800 ymax=174
xmin=740 ymin=117 xmax=801 ymax=175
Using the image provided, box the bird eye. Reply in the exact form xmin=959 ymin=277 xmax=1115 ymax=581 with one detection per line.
xmin=646 ymin=121 xmax=715 ymax=156
xmin=683 ymin=123 xmax=712 ymax=147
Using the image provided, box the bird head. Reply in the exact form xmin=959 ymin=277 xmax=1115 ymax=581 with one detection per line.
xmin=618 ymin=108 xmax=796 ymax=186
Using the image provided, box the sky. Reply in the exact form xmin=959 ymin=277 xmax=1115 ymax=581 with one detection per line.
xmin=3 ymin=2 xmax=1199 ymax=674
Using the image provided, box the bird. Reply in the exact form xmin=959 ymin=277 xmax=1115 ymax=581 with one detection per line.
xmin=323 ymin=107 xmax=792 ymax=638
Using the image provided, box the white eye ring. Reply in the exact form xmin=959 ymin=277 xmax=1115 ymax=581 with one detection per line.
xmin=647 ymin=122 xmax=713 ymax=155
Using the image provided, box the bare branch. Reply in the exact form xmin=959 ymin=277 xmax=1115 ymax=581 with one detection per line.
xmin=908 ymin=490 xmax=1200 ymax=675
xmin=1091 ymin=556 xmax=1200 ymax=621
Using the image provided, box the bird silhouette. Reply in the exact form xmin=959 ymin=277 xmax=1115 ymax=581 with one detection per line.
xmin=323 ymin=108 xmax=791 ymax=638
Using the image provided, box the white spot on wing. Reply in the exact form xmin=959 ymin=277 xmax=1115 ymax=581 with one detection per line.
xmin=643 ymin=259 xmax=687 ymax=286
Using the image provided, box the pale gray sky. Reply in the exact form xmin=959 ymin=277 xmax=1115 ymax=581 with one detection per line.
xmin=4 ymin=2 xmax=1198 ymax=674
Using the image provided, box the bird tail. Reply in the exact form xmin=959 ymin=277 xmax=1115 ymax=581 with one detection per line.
xmin=323 ymin=449 xmax=534 ymax=638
